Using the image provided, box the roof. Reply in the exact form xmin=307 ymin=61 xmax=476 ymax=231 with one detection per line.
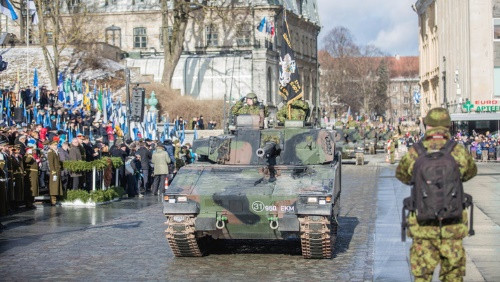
xmin=318 ymin=51 xmax=419 ymax=79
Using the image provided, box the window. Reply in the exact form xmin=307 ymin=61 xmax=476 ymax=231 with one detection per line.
xmin=494 ymin=67 xmax=500 ymax=96
xmin=412 ymin=85 xmax=420 ymax=91
xmin=46 ymin=32 xmax=53 ymax=44
xmin=160 ymin=26 xmax=173 ymax=47
xmin=403 ymin=85 xmax=409 ymax=92
xmin=404 ymin=97 xmax=410 ymax=104
xmin=392 ymin=85 xmax=399 ymax=92
xmin=494 ymin=18 xmax=500 ymax=41
xmin=235 ymin=24 xmax=251 ymax=46
xmin=133 ymin=27 xmax=147 ymax=48
xmin=106 ymin=25 xmax=121 ymax=48
xmin=267 ymin=67 xmax=272 ymax=104
xmin=206 ymin=24 xmax=218 ymax=47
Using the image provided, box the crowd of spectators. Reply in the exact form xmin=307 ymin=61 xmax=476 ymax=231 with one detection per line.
xmin=0 ymin=83 xmax=200 ymax=224
xmin=453 ymin=130 xmax=500 ymax=162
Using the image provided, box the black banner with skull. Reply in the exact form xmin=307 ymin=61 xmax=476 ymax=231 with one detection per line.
xmin=278 ymin=18 xmax=303 ymax=104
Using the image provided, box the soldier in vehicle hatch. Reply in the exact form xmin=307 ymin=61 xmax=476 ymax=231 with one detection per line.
xmin=276 ymin=99 xmax=310 ymax=123
xmin=231 ymin=93 xmax=268 ymax=127
xmin=231 ymin=93 xmax=263 ymax=116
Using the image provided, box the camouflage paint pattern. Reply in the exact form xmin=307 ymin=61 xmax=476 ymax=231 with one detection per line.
xmin=164 ymin=125 xmax=341 ymax=240
xmin=336 ymin=128 xmax=365 ymax=160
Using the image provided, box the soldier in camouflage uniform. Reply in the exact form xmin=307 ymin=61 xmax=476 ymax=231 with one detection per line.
xmin=231 ymin=93 xmax=268 ymax=127
xmin=231 ymin=93 xmax=266 ymax=116
xmin=276 ymin=99 xmax=310 ymax=123
xmin=396 ymin=108 xmax=477 ymax=282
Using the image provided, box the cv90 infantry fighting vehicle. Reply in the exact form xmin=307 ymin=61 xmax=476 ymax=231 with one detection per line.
xmin=337 ymin=128 xmax=365 ymax=165
xmin=163 ymin=116 xmax=342 ymax=259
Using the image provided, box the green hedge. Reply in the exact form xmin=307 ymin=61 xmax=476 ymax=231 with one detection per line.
xmin=62 ymin=157 xmax=124 ymax=173
xmin=65 ymin=187 xmax=126 ymax=204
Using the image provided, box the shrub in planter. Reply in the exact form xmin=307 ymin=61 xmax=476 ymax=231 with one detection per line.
xmin=65 ymin=187 xmax=126 ymax=204
xmin=65 ymin=190 xmax=91 ymax=203
xmin=109 ymin=186 xmax=125 ymax=197
xmin=90 ymin=190 xmax=109 ymax=203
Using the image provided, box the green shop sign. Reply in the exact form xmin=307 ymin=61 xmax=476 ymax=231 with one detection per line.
xmin=463 ymin=100 xmax=500 ymax=113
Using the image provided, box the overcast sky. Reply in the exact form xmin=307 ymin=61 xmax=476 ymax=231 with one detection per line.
xmin=316 ymin=0 xmax=419 ymax=56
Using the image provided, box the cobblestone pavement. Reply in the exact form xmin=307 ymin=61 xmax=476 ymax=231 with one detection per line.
xmin=0 ymin=159 xmax=380 ymax=281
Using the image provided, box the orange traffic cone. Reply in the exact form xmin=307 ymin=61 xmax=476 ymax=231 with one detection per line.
xmin=164 ymin=178 xmax=169 ymax=191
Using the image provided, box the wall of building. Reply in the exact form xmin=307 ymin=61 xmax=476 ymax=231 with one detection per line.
xmin=416 ymin=0 xmax=495 ymax=116
xmin=386 ymin=78 xmax=420 ymax=123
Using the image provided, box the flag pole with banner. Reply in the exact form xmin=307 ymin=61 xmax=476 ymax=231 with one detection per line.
xmin=278 ymin=10 xmax=303 ymax=118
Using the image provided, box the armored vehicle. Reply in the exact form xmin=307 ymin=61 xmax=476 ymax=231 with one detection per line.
xmin=163 ymin=116 xmax=342 ymax=259
xmin=337 ymin=128 xmax=365 ymax=165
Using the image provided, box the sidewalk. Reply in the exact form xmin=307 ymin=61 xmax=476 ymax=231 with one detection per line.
xmin=373 ymin=159 xmax=500 ymax=281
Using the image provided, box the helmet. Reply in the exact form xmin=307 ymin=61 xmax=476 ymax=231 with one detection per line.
xmin=245 ymin=93 xmax=257 ymax=100
xmin=424 ymin=107 xmax=451 ymax=127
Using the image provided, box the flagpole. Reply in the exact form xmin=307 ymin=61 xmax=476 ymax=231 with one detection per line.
xmin=26 ymin=0 xmax=29 ymax=86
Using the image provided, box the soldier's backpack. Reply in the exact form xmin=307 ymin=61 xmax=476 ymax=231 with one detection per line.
xmin=401 ymin=140 xmax=474 ymax=241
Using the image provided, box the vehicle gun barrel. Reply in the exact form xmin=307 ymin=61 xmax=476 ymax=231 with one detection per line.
xmin=256 ymin=142 xmax=280 ymax=158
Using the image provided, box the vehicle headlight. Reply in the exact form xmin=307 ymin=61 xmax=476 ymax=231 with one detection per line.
xmin=307 ymin=197 xmax=318 ymax=203
xmin=177 ymin=196 xmax=187 ymax=202
xmin=172 ymin=215 xmax=185 ymax=222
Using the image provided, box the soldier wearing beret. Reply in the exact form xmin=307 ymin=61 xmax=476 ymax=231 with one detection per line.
xmin=396 ymin=108 xmax=477 ymax=282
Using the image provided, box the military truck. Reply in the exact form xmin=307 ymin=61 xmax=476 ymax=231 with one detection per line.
xmin=163 ymin=116 xmax=342 ymax=259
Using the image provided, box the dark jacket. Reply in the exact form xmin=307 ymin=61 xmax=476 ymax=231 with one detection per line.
xmin=68 ymin=144 xmax=83 ymax=177
xmin=136 ymin=146 xmax=151 ymax=169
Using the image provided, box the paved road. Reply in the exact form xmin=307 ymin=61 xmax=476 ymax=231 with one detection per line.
xmin=1 ymin=154 xmax=498 ymax=281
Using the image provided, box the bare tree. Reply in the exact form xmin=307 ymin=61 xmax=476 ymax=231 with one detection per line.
xmin=320 ymin=26 xmax=387 ymax=118
xmin=161 ymin=0 xmax=190 ymax=89
xmin=160 ymin=0 xmax=250 ymax=89
xmin=34 ymin=0 xmax=96 ymax=89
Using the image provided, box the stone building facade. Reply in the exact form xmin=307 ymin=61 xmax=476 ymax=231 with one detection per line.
xmin=386 ymin=77 xmax=420 ymax=124
xmin=414 ymin=0 xmax=495 ymax=116
xmin=1 ymin=0 xmax=320 ymax=105
xmin=384 ymin=56 xmax=420 ymax=124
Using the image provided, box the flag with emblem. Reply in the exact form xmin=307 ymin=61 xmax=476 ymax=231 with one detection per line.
xmin=278 ymin=15 xmax=303 ymax=105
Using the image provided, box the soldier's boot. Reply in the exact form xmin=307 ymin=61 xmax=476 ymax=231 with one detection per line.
xmin=50 ymin=196 xmax=57 ymax=206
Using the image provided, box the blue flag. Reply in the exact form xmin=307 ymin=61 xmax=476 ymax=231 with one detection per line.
xmin=257 ymin=17 xmax=266 ymax=32
xmin=58 ymin=73 xmax=65 ymax=102
xmin=0 ymin=0 xmax=18 ymax=21
xmin=33 ymin=68 xmax=39 ymax=102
